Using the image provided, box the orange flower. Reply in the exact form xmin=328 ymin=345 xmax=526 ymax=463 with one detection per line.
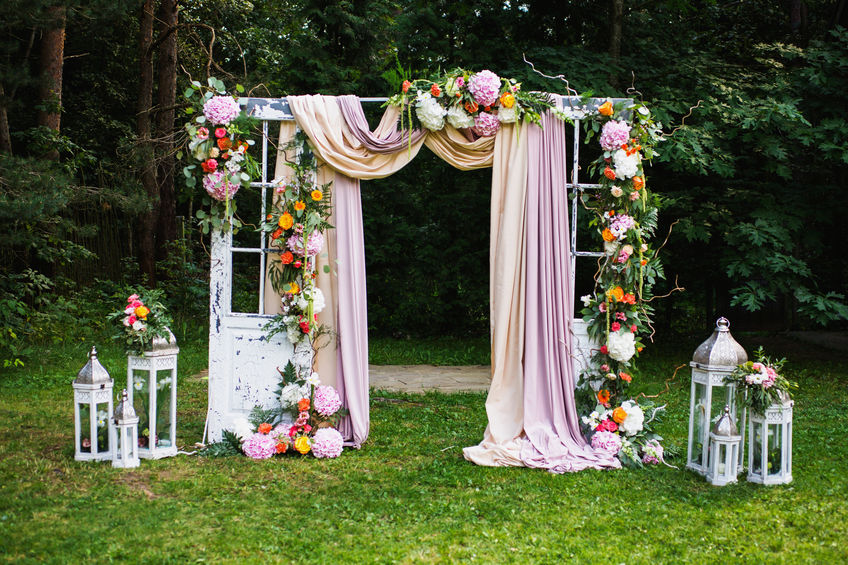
xmin=619 ymin=372 xmax=632 ymax=383
xmin=602 ymin=228 xmax=616 ymax=242
xmin=464 ymin=101 xmax=479 ymax=114
xmin=640 ymin=259 xmax=648 ymax=267
xmin=311 ymin=190 xmax=323 ymax=201
xmin=286 ymin=281 xmax=300 ymax=295
xmin=278 ymin=212 xmax=294 ymax=229
xmin=275 ymin=442 xmax=288 ymax=454
xmin=281 ymin=251 xmax=294 ymax=265
xmin=271 ymin=227 xmax=283 ymax=240
xmin=135 ymin=305 xmax=150 ymax=319
xmin=216 ymin=137 xmax=232 ymax=151
xmin=622 ymin=293 xmax=636 ymax=305
xmin=604 ymin=167 xmax=616 ymax=180
xmin=632 ymin=176 xmax=644 ymax=190
xmin=430 ymin=83 xmax=441 ymax=97
xmin=499 ymin=92 xmax=515 ymax=109
xmin=266 ymin=214 xmax=273 ymax=221
xmin=597 ymin=389 xmax=611 ymax=404
xmin=606 ymin=286 xmax=624 ymax=302
xmin=637 ymin=346 xmax=644 ymax=353
xmin=612 ymin=406 xmax=628 ymax=424
xmin=294 ymin=201 xmax=306 ymax=211
xmin=598 ymin=100 xmax=613 ymax=116
xmin=297 ymin=398 xmax=310 ymax=412
xmin=402 ymin=80 xmax=411 ymax=93
xmin=258 ymin=423 xmax=272 ymax=434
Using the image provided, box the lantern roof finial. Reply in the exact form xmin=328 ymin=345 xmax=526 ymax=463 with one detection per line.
xmin=114 ymin=389 xmax=138 ymax=423
xmin=691 ymin=317 xmax=748 ymax=369
xmin=712 ymin=405 xmax=739 ymax=437
xmin=74 ymin=346 xmax=113 ymax=385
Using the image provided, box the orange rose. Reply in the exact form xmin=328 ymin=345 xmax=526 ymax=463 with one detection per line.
xmin=258 ymin=423 xmax=272 ymax=434
xmin=294 ymin=201 xmax=306 ymax=211
xmin=499 ymin=92 xmax=515 ymax=109
xmin=217 ymin=137 xmax=232 ymax=151
xmin=632 ymin=176 xmax=644 ymax=190
xmin=278 ymin=212 xmax=294 ymax=229
xmin=135 ymin=305 xmax=150 ymax=319
xmin=271 ymin=227 xmax=283 ymax=240
xmin=606 ymin=286 xmax=624 ymax=302
xmin=297 ymin=398 xmax=310 ymax=412
xmin=622 ymin=293 xmax=636 ymax=305
xmin=598 ymin=100 xmax=613 ymax=116
xmin=464 ymin=101 xmax=479 ymax=114
xmin=602 ymin=228 xmax=616 ymax=242
xmin=275 ymin=442 xmax=288 ymax=454
xmin=597 ymin=389 xmax=611 ymax=404
xmin=619 ymin=372 xmax=632 ymax=383
xmin=604 ymin=167 xmax=616 ymax=180
xmin=612 ymin=406 xmax=627 ymax=424
xmin=281 ymin=251 xmax=294 ymax=265
xmin=430 ymin=83 xmax=441 ymax=97
xmin=311 ymin=190 xmax=323 ymax=201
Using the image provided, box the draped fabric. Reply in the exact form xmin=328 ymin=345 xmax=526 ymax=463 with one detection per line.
xmin=268 ymin=94 xmax=616 ymax=471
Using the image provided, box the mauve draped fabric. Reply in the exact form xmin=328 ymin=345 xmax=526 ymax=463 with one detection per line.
xmin=337 ymin=95 xmax=427 ymax=154
xmin=517 ymin=103 xmax=621 ymax=472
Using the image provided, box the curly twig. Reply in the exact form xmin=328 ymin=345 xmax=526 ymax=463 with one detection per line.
xmin=626 ymin=71 xmax=643 ymax=102
xmin=636 ymin=363 xmax=686 ymax=401
xmin=522 ymin=54 xmax=578 ymax=96
xmin=667 ymin=100 xmax=703 ymax=137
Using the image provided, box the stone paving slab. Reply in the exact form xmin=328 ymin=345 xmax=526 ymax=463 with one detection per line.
xmin=369 ymin=364 xmax=491 ymax=392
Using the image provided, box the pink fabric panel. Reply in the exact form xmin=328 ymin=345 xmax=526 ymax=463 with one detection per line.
xmin=518 ymin=107 xmax=621 ymax=472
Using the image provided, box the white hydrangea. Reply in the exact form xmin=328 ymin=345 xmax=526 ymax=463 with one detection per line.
xmin=613 ymin=149 xmax=640 ymax=179
xmin=306 ymin=287 xmax=325 ymax=314
xmin=619 ymin=400 xmax=645 ymax=436
xmin=446 ymin=105 xmax=475 ymax=129
xmin=604 ymin=241 xmax=619 ymax=256
xmin=230 ymin=416 xmax=254 ymax=443
xmin=280 ymin=382 xmax=310 ymax=409
xmin=497 ymin=106 xmax=518 ymax=124
xmin=607 ymin=330 xmax=636 ymax=362
xmin=415 ymin=92 xmax=446 ymax=131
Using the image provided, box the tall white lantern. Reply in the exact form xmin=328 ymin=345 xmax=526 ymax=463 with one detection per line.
xmin=111 ymin=389 xmax=140 ymax=469
xmin=748 ymin=392 xmax=793 ymax=485
xmin=706 ymin=406 xmax=742 ymax=486
xmin=687 ymin=317 xmax=748 ymax=476
xmin=127 ymin=329 xmax=179 ymax=459
xmin=73 ymin=347 xmax=114 ymax=462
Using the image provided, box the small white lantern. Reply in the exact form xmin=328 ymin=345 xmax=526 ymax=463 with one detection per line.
xmin=687 ymin=317 xmax=748 ymax=476
xmin=748 ymin=392 xmax=793 ymax=485
xmin=111 ymin=389 xmax=140 ymax=469
xmin=706 ymin=406 xmax=742 ymax=486
xmin=73 ymin=347 xmax=114 ymax=462
xmin=127 ymin=329 xmax=179 ymax=459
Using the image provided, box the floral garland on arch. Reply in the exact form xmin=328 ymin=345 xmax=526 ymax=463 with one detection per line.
xmin=387 ymin=68 xmax=555 ymax=137
xmin=573 ymin=98 xmax=673 ymax=467
xmin=180 ymin=77 xmax=259 ymax=234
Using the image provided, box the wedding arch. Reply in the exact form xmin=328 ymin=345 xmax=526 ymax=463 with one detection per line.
xmin=202 ymin=91 xmax=638 ymax=472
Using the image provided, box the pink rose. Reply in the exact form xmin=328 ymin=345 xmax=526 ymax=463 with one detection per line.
xmin=128 ymin=315 xmax=137 ymax=325
xmin=214 ymin=127 xmax=227 ymax=138
xmin=616 ymin=312 xmax=627 ymax=321
xmin=617 ymin=250 xmax=630 ymax=263
xmin=599 ymin=303 xmax=607 ymax=313
xmin=596 ymin=419 xmax=618 ymax=433
xmin=752 ymin=362 xmax=764 ymax=371
xmin=611 ymin=322 xmax=621 ymax=332
xmin=131 ymin=300 xmax=142 ymax=308
xmin=601 ymin=364 xmax=610 ymax=372
xmin=630 ymin=191 xmax=640 ymax=201
xmin=122 ymin=316 xmax=131 ymax=327
xmin=127 ymin=294 xmax=139 ymax=302
xmin=630 ymin=324 xmax=638 ymax=333
xmin=197 ymin=127 xmax=209 ymax=140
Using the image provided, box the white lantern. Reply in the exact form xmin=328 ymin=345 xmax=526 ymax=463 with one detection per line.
xmin=748 ymin=392 xmax=793 ymax=485
xmin=73 ymin=347 xmax=114 ymax=461
xmin=127 ymin=329 xmax=179 ymax=459
xmin=111 ymin=389 xmax=140 ymax=469
xmin=706 ymin=406 xmax=742 ymax=486
xmin=687 ymin=317 xmax=748 ymax=476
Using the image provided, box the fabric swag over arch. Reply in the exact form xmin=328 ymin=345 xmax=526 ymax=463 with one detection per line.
xmin=265 ymin=94 xmax=619 ymax=472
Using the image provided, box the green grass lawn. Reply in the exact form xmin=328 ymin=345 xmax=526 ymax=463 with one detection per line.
xmin=1 ymin=334 xmax=847 ymax=563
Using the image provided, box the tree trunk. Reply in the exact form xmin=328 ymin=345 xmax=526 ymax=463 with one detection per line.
xmin=0 ymin=84 xmax=12 ymax=154
xmin=37 ymin=4 xmax=66 ymax=159
xmin=137 ymin=0 xmax=158 ymax=282
xmin=607 ymin=0 xmax=624 ymax=88
xmin=155 ymin=0 xmax=179 ymax=264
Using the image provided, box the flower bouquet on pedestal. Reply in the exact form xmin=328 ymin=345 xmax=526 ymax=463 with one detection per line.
xmin=107 ymin=290 xmax=172 ymax=356
xmin=726 ymin=347 xmax=796 ymax=415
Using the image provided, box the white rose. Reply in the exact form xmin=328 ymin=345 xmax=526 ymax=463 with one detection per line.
xmin=122 ymin=316 xmax=132 ymax=327
xmin=446 ymin=105 xmax=475 ymax=129
xmin=613 ymin=149 xmax=640 ymax=179
xmin=619 ymin=400 xmax=645 ymax=436
xmin=124 ymin=306 xmax=135 ymax=315
xmin=415 ymin=92 xmax=446 ymax=131
xmin=604 ymin=241 xmax=619 ymax=256
xmin=607 ymin=330 xmax=636 ymax=362
xmin=622 ymin=244 xmax=634 ymax=255
xmin=497 ymin=106 xmax=518 ymax=124
xmin=610 ymin=185 xmax=623 ymax=198
xmin=132 ymin=320 xmax=146 ymax=332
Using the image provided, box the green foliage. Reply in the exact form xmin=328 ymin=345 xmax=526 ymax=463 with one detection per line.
xmin=197 ymin=429 xmax=242 ymax=457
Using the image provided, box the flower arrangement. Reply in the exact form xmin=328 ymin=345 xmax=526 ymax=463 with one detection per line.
xmin=726 ymin=347 xmax=796 ymax=414
xmin=108 ymin=290 xmax=173 ymax=355
xmin=180 ymin=77 xmax=258 ymax=234
xmin=204 ymin=361 xmax=348 ymax=460
xmin=261 ymin=135 xmax=334 ymax=345
xmin=573 ymin=98 xmax=669 ymax=466
xmin=387 ymin=68 xmax=555 ymax=137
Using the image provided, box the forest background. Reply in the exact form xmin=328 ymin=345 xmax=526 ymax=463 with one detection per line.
xmin=2 ymin=0 xmax=847 ymax=368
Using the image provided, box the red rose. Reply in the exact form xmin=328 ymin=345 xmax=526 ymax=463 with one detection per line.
xmin=201 ymin=159 xmax=218 ymax=173
xmin=299 ymin=321 xmax=310 ymax=333
xmin=630 ymin=324 xmax=638 ymax=333
xmin=600 ymin=345 xmax=609 ymax=355
xmin=611 ymin=322 xmax=621 ymax=332
xmin=281 ymin=251 xmax=294 ymax=264
xmin=596 ymin=419 xmax=618 ymax=432
xmin=293 ymin=260 xmax=302 ymax=268
xmin=214 ymin=127 xmax=227 ymax=138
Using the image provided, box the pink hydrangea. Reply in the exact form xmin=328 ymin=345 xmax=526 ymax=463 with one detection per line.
xmin=599 ymin=120 xmax=632 ymax=151
xmin=203 ymin=95 xmax=241 ymax=125
xmin=591 ymin=430 xmax=622 ymax=454
xmin=287 ymin=231 xmax=324 ymax=257
xmin=314 ymin=385 xmax=342 ymax=417
xmin=311 ymin=427 xmax=344 ymax=459
xmin=202 ymin=170 xmax=240 ymax=201
xmin=642 ymin=439 xmax=664 ymax=465
xmin=468 ymin=70 xmax=501 ymax=107
xmin=242 ymin=432 xmax=277 ymax=459
xmin=473 ymin=112 xmax=500 ymax=137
